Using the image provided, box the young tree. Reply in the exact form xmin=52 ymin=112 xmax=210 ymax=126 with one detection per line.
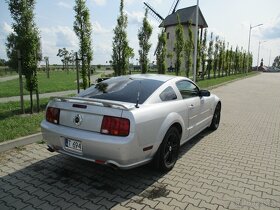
xmin=213 ymin=36 xmax=220 ymax=78
xmin=5 ymin=33 xmax=18 ymax=70
xmin=184 ymin=21 xmax=193 ymax=78
xmin=206 ymin=32 xmax=214 ymax=79
xmin=57 ymin=48 xmax=69 ymax=70
xmin=7 ymin=0 xmax=41 ymax=113
xmin=112 ymin=0 xmax=133 ymax=76
xmin=200 ymin=29 xmax=207 ymax=80
xmin=273 ymin=56 xmax=280 ymax=67
xmin=174 ymin=15 xmax=184 ymax=76
xmin=138 ymin=9 xmax=153 ymax=74
xmin=74 ymin=0 xmax=93 ymax=89
xmin=156 ymin=30 xmax=167 ymax=74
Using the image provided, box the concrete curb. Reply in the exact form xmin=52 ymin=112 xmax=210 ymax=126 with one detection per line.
xmin=0 ymin=133 xmax=42 ymax=153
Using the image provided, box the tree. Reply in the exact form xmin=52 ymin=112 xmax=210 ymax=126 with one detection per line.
xmin=138 ymin=9 xmax=152 ymax=74
xmin=184 ymin=21 xmax=193 ymax=78
xmin=5 ymin=33 xmax=18 ymax=70
xmin=200 ymin=29 xmax=207 ymax=79
xmin=74 ymin=0 xmax=93 ymax=89
xmin=156 ymin=30 xmax=167 ymax=74
xmin=57 ymin=48 xmax=69 ymax=70
xmin=273 ymin=56 xmax=280 ymax=68
xmin=206 ymin=32 xmax=214 ymax=79
xmin=213 ymin=36 xmax=220 ymax=78
xmin=174 ymin=15 xmax=184 ymax=76
xmin=112 ymin=0 xmax=133 ymax=76
xmin=7 ymin=0 xmax=41 ymax=113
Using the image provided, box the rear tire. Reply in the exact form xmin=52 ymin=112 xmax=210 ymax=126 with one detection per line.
xmin=153 ymin=127 xmax=180 ymax=172
xmin=209 ymin=103 xmax=221 ymax=130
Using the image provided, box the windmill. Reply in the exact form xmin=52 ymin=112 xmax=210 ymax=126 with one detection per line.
xmin=143 ymin=0 xmax=208 ymax=68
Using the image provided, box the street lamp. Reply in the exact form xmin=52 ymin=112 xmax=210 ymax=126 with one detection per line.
xmin=247 ymin=23 xmax=263 ymax=74
xmin=193 ymin=0 xmax=199 ymax=82
xmin=257 ymin=40 xmax=266 ymax=71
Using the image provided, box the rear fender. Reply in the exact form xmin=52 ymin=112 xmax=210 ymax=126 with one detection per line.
xmin=151 ymin=112 xmax=185 ymax=155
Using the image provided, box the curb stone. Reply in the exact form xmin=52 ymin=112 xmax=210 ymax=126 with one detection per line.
xmin=0 ymin=133 xmax=42 ymax=153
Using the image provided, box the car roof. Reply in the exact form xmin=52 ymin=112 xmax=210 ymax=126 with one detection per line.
xmin=120 ymin=74 xmax=191 ymax=83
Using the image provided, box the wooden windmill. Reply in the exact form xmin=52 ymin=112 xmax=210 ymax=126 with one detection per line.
xmin=144 ymin=0 xmax=208 ymax=68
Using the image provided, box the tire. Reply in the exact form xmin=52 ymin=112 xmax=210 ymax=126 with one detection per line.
xmin=153 ymin=127 xmax=180 ymax=172
xmin=209 ymin=103 xmax=221 ymax=130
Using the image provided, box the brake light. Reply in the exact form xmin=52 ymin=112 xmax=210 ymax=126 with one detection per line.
xmin=101 ymin=116 xmax=130 ymax=136
xmin=46 ymin=107 xmax=60 ymax=124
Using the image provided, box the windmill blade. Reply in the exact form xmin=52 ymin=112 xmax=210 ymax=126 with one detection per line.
xmin=144 ymin=2 xmax=164 ymax=23
xmin=168 ymin=0 xmax=181 ymax=14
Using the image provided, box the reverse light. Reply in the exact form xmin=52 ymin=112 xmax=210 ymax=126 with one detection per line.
xmin=101 ymin=116 xmax=130 ymax=136
xmin=46 ymin=107 xmax=60 ymax=124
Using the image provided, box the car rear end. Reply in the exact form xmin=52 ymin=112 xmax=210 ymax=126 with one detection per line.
xmin=41 ymin=97 xmax=153 ymax=169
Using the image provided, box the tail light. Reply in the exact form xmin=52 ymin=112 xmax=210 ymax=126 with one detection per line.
xmin=101 ymin=116 xmax=130 ymax=136
xmin=46 ymin=107 xmax=60 ymax=124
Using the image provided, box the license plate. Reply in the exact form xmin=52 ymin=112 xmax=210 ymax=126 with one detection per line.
xmin=65 ymin=138 xmax=82 ymax=152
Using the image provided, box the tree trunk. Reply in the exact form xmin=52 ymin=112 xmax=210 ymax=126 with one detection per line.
xmin=30 ymin=90 xmax=33 ymax=114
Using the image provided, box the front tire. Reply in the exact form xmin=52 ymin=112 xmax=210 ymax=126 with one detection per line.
xmin=209 ymin=103 xmax=221 ymax=130
xmin=154 ymin=127 xmax=180 ymax=172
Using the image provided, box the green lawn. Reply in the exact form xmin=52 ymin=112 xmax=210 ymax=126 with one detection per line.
xmin=0 ymin=99 xmax=49 ymax=143
xmin=0 ymin=71 xmax=77 ymax=97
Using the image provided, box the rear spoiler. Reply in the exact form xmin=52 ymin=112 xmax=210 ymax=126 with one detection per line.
xmin=50 ymin=97 xmax=134 ymax=110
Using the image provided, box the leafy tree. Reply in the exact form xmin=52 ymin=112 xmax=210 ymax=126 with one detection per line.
xmin=273 ymin=56 xmax=280 ymax=67
xmin=156 ymin=30 xmax=167 ymax=74
xmin=200 ymin=29 xmax=207 ymax=79
xmin=74 ymin=0 xmax=93 ymax=89
xmin=112 ymin=0 xmax=133 ymax=76
xmin=184 ymin=21 xmax=193 ymax=78
xmin=206 ymin=32 xmax=214 ymax=79
xmin=218 ymin=40 xmax=225 ymax=77
xmin=5 ymin=33 xmax=18 ymax=70
xmin=174 ymin=15 xmax=184 ymax=76
xmin=213 ymin=36 xmax=220 ymax=78
xmin=0 ymin=58 xmax=7 ymax=66
xmin=57 ymin=48 xmax=69 ymax=70
xmin=7 ymin=0 xmax=41 ymax=113
xmin=228 ymin=46 xmax=233 ymax=76
xmin=234 ymin=46 xmax=239 ymax=74
xmin=138 ymin=9 xmax=153 ymax=74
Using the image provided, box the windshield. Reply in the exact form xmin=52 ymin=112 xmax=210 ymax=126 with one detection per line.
xmin=79 ymin=76 xmax=164 ymax=104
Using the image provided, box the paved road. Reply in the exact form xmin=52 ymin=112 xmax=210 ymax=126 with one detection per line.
xmin=0 ymin=73 xmax=280 ymax=210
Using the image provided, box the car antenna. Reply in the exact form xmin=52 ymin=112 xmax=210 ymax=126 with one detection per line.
xmin=135 ymin=80 xmax=141 ymax=108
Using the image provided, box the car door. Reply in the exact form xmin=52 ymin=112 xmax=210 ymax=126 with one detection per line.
xmin=176 ymin=80 xmax=203 ymax=138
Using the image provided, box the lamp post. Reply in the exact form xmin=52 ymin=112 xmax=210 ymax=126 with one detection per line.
xmin=247 ymin=23 xmax=263 ymax=74
xmin=193 ymin=0 xmax=199 ymax=82
xmin=257 ymin=40 xmax=266 ymax=71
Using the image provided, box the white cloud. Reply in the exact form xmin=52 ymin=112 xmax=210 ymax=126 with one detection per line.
xmin=91 ymin=0 xmax=106 ymax=6
xmin=126 ymin=10 xmax=144 ymax=25
xmin=259 ymin=15 xmax=280 ymax=40
xmin=3 ymin=22 xmax=13 ymax=34
xmin=57 ymin=1 xmax=72 ymax=9
xmin=40 ymin=26 xmax=78 ymax=62
xmin=92 ymin=21 xmax=111 ymax=34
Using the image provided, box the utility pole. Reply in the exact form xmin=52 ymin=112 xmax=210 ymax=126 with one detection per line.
xmin=193 ymin=0 xmax=199 ymax=82
xmin=17 ymin=50 xmax=25 ymax=114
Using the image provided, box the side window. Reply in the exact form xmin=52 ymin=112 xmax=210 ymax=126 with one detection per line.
xmin=176 ymin=80 xmax=199 ymax=99
xmin=160 ymin=86 xmax=177 ymax=101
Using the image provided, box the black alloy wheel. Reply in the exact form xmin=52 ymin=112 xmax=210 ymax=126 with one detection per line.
xmin=154 ymin=127 xmax=180 ymax=172
xmin=209 ymin=103 xmax=221 ymax=130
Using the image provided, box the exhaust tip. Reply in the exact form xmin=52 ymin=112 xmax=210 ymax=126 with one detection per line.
xmin=106 ymin=163 xmax=119 ymax=170
xmin=47 ymin=145 xmax=55 ymax=152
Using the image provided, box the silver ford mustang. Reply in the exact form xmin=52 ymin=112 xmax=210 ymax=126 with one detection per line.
xmin=41 ymin=74 xmax=221 ymax=171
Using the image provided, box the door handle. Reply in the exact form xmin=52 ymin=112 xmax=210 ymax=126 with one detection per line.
xmin=189 ymin=104 xmax=194 ymax=109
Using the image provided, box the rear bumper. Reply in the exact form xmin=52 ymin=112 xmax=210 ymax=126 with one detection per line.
xmin=40 ymin=120 xmax=152 ymax=169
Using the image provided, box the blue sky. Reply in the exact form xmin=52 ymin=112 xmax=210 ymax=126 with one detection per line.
xmin=0 ymin=0 xmax=280 ymax=66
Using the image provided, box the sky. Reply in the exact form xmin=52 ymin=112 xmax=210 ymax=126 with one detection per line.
xmin=0 ymin=0 xmax=280 ymax=66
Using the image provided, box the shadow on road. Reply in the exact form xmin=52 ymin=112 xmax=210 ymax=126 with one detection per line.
xmin=0 ymin=129 xmax=213 ymax=209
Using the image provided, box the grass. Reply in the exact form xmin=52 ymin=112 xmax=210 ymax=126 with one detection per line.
xmin=0 ymin=98 xmax=49 ymax=143
xmin=0 ymin=71 xmax=259 ymax=143
xmin=0 ymin=71 xmax=78 ymax=97
xmin=197 ymin=71 xmax=258 ymax=89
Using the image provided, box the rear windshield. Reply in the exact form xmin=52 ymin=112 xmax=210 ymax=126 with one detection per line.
xmin=79 ymin=77 xmax=164 ymax=104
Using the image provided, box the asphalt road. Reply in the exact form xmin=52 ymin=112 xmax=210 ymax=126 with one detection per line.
xmin=0 ymin=73 xmax=280 ymax=210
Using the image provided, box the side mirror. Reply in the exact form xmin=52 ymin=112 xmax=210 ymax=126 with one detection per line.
xmin=199 ymin=90 xmax=210 ymax=97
